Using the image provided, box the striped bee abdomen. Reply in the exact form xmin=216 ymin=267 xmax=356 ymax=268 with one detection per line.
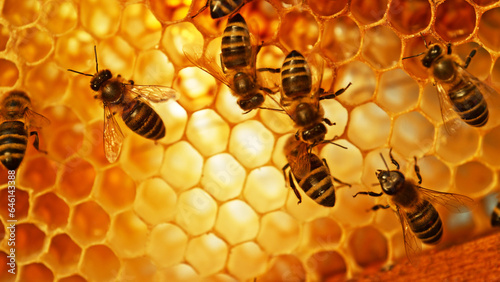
xmin=281 ymin=50 xmax=312 ymax=98
xmin=122 ymin=101 xmax=165 ymax=140
xmin=210 ymin=0 xmax=245 ymax=19
xmin=221 ymin=13 xmax=252 ymax=69
xmin=0 ymin=121 xmax=28 ymax=170
xmin=407 ymin=200 xmax=443 ymax=245
xmin=450 ymin=83 xmax=489 ymax=127
xmin=297 ymin=154 xmax=335 ymax=207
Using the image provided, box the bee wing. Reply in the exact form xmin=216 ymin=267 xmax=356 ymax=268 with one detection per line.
xmin=418 ymin=186 xmax=475 ymax=213
xmin=435 ymin=81 xmax=463 ymax=134
xmin=306 ymin=52 xmax=325 ymax=103
xmin=25 ymin=108 xmax=50 ymax=128
xmin=288 ymin=140 xmax=311 ymax=178
xmin=457 ymin=66 xmax=499 ymax=100
xmin=103 ymin=105 xmax=124 ymax=163
xmin=395 ymin=205 xmax=422 ymax=264
xmin=183 ymin=44 xmax=233 ymax=89
xmin=126 ymin=84 xmax=178 ymax=103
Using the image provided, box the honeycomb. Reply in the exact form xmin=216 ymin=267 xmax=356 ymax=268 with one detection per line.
xmin=0 ymin=0 xmax=499 ymax=281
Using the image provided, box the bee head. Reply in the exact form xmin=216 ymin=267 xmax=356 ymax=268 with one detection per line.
xmin=90 ymin=70 xmax=113 ymax=91
xmin=422 ymin=44 xmax=442 ymax=68
xmin=238 ymin=93 xmax=264 ymax=111
xmin=376 ymin=170 xmax=405 ymax=195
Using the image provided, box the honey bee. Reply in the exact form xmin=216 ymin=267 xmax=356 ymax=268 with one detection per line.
xmin=191 ymin=0 xmax=249 ymax=19
xmin=353 ymin=149 xmax=474 ymax=261
xmin=68 ymin=47 xmax=178 ymax=163
xmin=184 ymin=13 xmax=276 ymax=112
xmin=279 ymin=50 xmax=351 ymax=145
xmin=282 ymin=136 xmax=349 ymax=207
xmin=0 ymin=90 xmax=49 ymax=170
xmin=492 ymin=200 xmax=500 ymax=227
xmin=403 ymin=37 xmax=497 ymax=131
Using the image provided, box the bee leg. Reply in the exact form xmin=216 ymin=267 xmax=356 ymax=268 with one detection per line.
xmin=219 ymin=55 xmax=228 ymax=74
xmin=315 ymin=138 xmax=347 ymax=150
xmin=257 ymin=106 xmax=283 ymax=112
xmin=257 ymin=67 xmax=281 ymax=74
xmin=353 ymin=191 xmax=383 ymax=198
xmin=282 ymin=163 xmax=290 ymax=181
xmin=319 ymin=82 xmax=352 ymax=100
xmin=419 ymin=32 xmax=428 ymax=48
xmin=289 ymin=170 xmax=302 ymax=204
xmin=413 ymin=156 xmax=423 ymax=184
xmin=463 ymin=49 xmax=477 ymax=69
xmin=190 ymin=0 xmax=209 ymax=19
xmin=260 ymin=87 xmax=278 ymax=95
xmin=370 ymin=204 xmax=391 ymax=211
xmin=388 ymin=148 xmax=400 ymax=170
xmin=30 ymin=131 xmax=47 ymax=154
xmin=323 ymin=118 xmax=335 ymax=126
xmin=332 ymin=177 xmax=351 ymax=188
xmin=128 ymin=80 xmax=134 ymax=85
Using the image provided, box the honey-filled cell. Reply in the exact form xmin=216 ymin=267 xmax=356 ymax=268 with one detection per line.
xmin=80 ymin=244 xmax=121 ymax=281
xmin=0 ymin=24 xmax=9 ymax=51
xmin=0 ymin=187 xmax=29 ymax=220
xmin=16 ymin=27 xmax=53 ymax=64
xmin=80 ymin=0 xmax=120 ymax=38
xmin=321 ymin=16 xmax=361 ymax=63
xmin=185 ymin=233 xmax=228 ymax=276
xmin=107 ymin=210 xmax=149 ymax=258
xmin=68 ymin=201 xmax=110 ymax=245
xmin=19 ymin=263 xmax=54 ymax=282
xmin=43 ymin=233 xmax=82 ymax=275
xmin=39 ymin=0 xmax=78 ymax=35
xmin=0 ymin=59 xmax=19 ymax=87
xmin=120 ymin=4 xmax=162 ymax=50
xmin=1 ymin=0 xmax=40 ymax=27
xmin=348 ymin=226 xmax=389 ymax=268
xmin=32 ymin=192 xmax=70 ymax=231
xmin=58 ymin=275 xmax=87 ymax=282
xmin=13 ymin=223 xmax=46 ymax=263
xmin=351 ymin=0 xmax=387 ymax=25
xmin=387 ymin=0 xmax=431 ymax=35
xmin=1 ymin=0 xmax=499 ymax=280
xmin=278 ymin=9 xmax=319 ymax=53
xmin=435 ymin=0 xmax=476 ymax=42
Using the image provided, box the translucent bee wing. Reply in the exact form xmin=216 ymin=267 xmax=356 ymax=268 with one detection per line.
xmin=395 ymin=205 xmax=422 ymax=264
xmin=305 ymin=52 xmax=325 ymax=102
xmin=25 ymin=108 xmax=50 ymax=128
xmin=126 ymin=84 xmax=179 ymax=103
xmin=418 ymin=186 xmax=475 ymax=213
xmin=435 ymin=81 xmax=464 ymax=135
xmin=286 ymin=138 xmax=311 ymax=179
xmin=457 ymin=66 xmax=499 ymax=100
xmin=103 ymin=105 xmax=124 ymax=163
xmin=183 ymin=44 xmax=233 ymax=89
xmin=458 ymin=67 xmax=500 ymax=124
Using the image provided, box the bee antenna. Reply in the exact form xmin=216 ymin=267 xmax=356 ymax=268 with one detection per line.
xmin=94 ymin=45 xmax=99 ymax=73
xmin=67 ymin=69 xmax=93 ymax=77
xmin=379 ymin=153 xmax=390 ymax=171
xmin=402 ymin=51 xmax=426 ymax=60
xmin=419 ymin=32 xmax=429 ymax=48
xmin=371 ymin=182 xmax=380 ymax=187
